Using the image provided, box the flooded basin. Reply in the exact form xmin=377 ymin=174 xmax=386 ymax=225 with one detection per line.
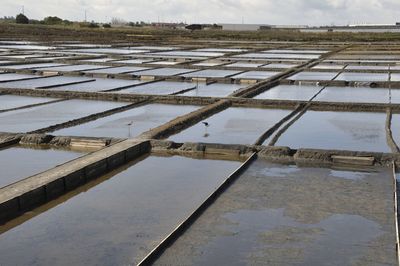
xmin=117 ymin=81 xmax=196 ymax=95
xmin=36 ymin=64 xmax=111 ymax=72
xmin=345 ymin=65 xmax=389 ymax=71
xmin=181 ymin=83 xmax=244 ymax=97
xmin=170 ymin=107 xmax=292 ymax=144
xmin=156 ymin=159 xmax=396 ymax=266
xmin=2 ymin=63 xmax=66 ymax=70
xmin=274 ymin=110 xmax=390 ymax=152
xmin=0 ymin=95 xmax=57 ymax=110
xmin=287 ymin=71 xmax=338 ymax=81
xmin=312 ymin=64 xmax=345 ymax=70
xmin=315 ymin=86 xmax=398 ymax=104
xmin=335 ymin=72 xmax=389 ymax=82
xmin=48 ymin=78 xmax=143 ymax=92
xmin=151 ymin=51 xmax=225 ymax=57
xmin=182 ymin=69 xmax=241 ymax=78
xmin=226 ymin=62 xmax=265 ymax=68
xmin=254 ymin=85 xmax=321 ymax=101
xmin=148 ymin=61 xmax=181 ymax=66
xmin=0 ymin=99 xmax=127 ymax=133
xmin=0 ymin=145 xmax=84 ymax=188
xmin=0 ymin=73 xmax=41 ymax=82
xmin=84 ymin=66 xmax=150 ymax=75
xmin=134 ymin=68 xmax=195 ymax=77
xmin=0 ymin=154 xmax=242 ymax=265
xmin=390 ymin=114 xmax=400 ymax=146
xmin=0 ymin=76 xmax=94 ymax=89
xmin=232 ymin=71 xmax=280 ymax=80
xmin=53 ymin=103 xmax=199 ymax=138
xmin=111 ymin=59 xmax=154 ymax=64
xmin=262 ymin=63 xmax=299 ymax=69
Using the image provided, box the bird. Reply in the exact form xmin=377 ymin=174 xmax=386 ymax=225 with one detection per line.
xmin=202 ymin=121 xmax=209 ymax=127
xmin=127 ymin=121 xmax=133 ymax=126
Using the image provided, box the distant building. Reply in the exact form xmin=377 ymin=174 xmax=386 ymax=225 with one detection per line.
xmin=219 ymin=24 xmax=268 ymax=31
xmin=219 ymin=23 xmax=308 ymax=31
xmin=302 ymin=24 xmax=400 ymax=33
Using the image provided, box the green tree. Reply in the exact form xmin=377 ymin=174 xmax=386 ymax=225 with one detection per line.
xmin=16 ymin=13 xmax=29 ymax=24
xmin=43 ymin=16 xmax=63 ymax=25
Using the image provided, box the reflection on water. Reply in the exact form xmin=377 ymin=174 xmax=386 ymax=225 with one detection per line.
xmin=275 ymin=110 xmax=389 ymax=152
xmin=156 ymin=159 xmax=396 ymax=266
xmin=0 ymin=155 xmax=241 ymax=265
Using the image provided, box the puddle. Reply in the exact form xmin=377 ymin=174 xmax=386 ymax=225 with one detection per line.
xmin=53 ymin=103 xmax=199 ymax=138
xmin=84 ymin=66 xmax=150 ymax=75
xmin=335 ymin=72 xmax=389 ymax=82
xmin=288 ymin=71 xmax=338 ymax=81
xmin=254 ymin=84 xmax=321 ymax=101
xmin=156 ymin=160 xmax=396 ymax=266
xmin=232 ymin=71 xmax=280 ymax=80
xmin=0 ymin=76 xmax=94 ymax=89
xmin=182 ymin=69 xmax=241 ymax=78
xmin=0 ymin=145 xmax=84 ymax=188
xmin=0 ymin=99 xmax=127 ymax=133
xmin=181 ymin=83 xmax=244 ymax=97
xmin=170 ymin=107 xmax=292 ymax=145
xmin=0 ymin=95 xmax=57 ymax=110
xmin=117 ymin=81 xmax=195 ymax=95
xmin=274 ymin=110 xmax=390 ymax=152
xmin=48 ymin=78 xmax=143 ymax=92
xmin=0 ymin=155 xmax=241 ymax=265
xmin=315 ymin=86 xmax=398 ymax=104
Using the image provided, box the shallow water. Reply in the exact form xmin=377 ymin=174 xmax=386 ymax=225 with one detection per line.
xmin=0 ymin=145 xmax=84 ymax=188
xmin=170 ymin=107 xmax=291 ymax=144
xmin=53 ymin=103 xmax=199 ymax=138
xmin=182 ymin=69 xmax=241 ymax=78
xmin=274 ymin=110 xmax=390 ymax=152
xmin=254 ymin=85 xmax=321 ymax=101
xmin=0 ymin=155 xmax=241 ymax=265
xmin=49 ymin=78 xmax=143 ymax=92
xmin=156 ymin=160 xmax=396 ymax=266
xmin=232 ymin=71 xmax=280 ymax=80
xmin=0 ymin=99 xmax=127 ymax=133
xmin=0 ymin=95 xmax=57 ymax=110
xmin=0 ymin=76 xmax=94 ymax=89
xmin=181 ymin=83 xmax=244 ymax=97
xmin=288 ymin=71 xmax=338 ymax=81
xmin=118 ymin=81 xmax=195 ymax=95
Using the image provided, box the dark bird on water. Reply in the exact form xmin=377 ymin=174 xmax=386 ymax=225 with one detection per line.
xmin=202 ymin=122 xmax=209 ymax=127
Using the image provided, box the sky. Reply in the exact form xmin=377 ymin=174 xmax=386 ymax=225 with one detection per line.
xmin=2 ymin=0 xmax=400 ymax=26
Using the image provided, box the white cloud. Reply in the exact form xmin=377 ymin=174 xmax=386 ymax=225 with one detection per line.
xmin=1 ymin=0 xmax=400 ymax=26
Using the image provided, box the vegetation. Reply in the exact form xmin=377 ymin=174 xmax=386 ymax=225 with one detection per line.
xmin=1 ymin=20 xmax=400 ymax=43
xmin=15 ymin=14 xmax=29 ymax=24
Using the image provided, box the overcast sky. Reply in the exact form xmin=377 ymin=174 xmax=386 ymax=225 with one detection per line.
xmin=2 ymin=0 xmax=400 ymax=26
